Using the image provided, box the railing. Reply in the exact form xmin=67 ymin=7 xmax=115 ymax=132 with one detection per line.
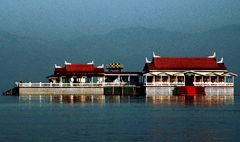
xmin=16 ymin=82 xmax=234 ymax=88
xmin=144 ymin=82 xmax=234 ymax=87
xmin=194 ymin=82 xmax=234 ymax=87
xmin=144 ymin=82 xmax=185 ymax=86
xmin=16 ymin=82 xmax=103 ymax=87
xmin=16 ymin=82 xmax=141 ymax=88
xmin=104 ymin=82 xmax=141 ymax=86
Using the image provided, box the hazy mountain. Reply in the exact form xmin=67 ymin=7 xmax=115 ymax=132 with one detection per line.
xmin=0 ymin=25 xmax=239 ymax=93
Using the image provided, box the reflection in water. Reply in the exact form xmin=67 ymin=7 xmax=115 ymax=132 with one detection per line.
xmin=18 ymin=95 xmax=234 ymax=105
xmin=147 ymin=95 xmax=234 ymax=106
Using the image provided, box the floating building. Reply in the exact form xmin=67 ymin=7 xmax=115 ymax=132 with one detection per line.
xmin=6 ymin=52 xmax=237 ymax=96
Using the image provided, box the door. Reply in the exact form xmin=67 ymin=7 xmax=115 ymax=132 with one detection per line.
xmin=185 ymin=73 xmax=194 ymax=86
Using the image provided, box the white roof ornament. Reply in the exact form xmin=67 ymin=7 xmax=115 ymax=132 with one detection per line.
xmin=87 ymin=60 xmax=94 ymax=65
xmin=153 ymin=52 xmax=160 ymax=58
xmin=97 ymin=64 xmax=104 ymax=68
xmin=208 ymin=52 xmax=216 ymax=58
xmin=55 ymin=64 xmax=62 ymax=68
xmin=145 ymin=57 xmax=151 ymax=63
xmin=64 ymin=60 xmax=71 ymax=65
xmin=217 ymin=57 xmax=224 ymax=63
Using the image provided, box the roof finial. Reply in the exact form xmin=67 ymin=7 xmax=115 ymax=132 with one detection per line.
xmin=208 ymin=52 xmax=216 ymax=58
xmin=55 ymin=64 xmax=62 ymax=68
xmin=97 ymin=64 xmax=104 ymax=68
xmin=217 ymin=57 xmax=224 ymax=63
xmin=87 ymin=60 xmax=94 ymax=65
xmin=145 ymin=57 xmax=151 ymax=63
xmin=64 ymin=60 xmax=71 ymax=65
xmin=153 ymin=51 xmax=160 ymax=58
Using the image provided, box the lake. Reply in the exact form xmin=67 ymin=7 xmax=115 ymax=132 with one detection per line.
xmin=0 ymin=95 xmax=239 ymax=142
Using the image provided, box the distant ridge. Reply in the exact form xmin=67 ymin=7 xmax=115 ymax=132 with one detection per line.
xmin=207 ymin=24 xmax=240 ymax=33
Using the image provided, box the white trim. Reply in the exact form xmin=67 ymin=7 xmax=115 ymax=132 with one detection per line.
xmin=194 ymin=82 xmax=234 ymax=87
xmin=97 ymin=64 xmax=104 ymax=68
xmin=208 ymin=52 xmax=216 ymax=58
xmin=148 ymin=70 xmax=228 ymax=72
xmin=145 ymin=57 xmax=151 ymax=63
xmin=217 ymin=57 xmax=224 ymax=63
xmin=105 ymin=74 xmax=140 ymax=76
xmin=153 ymin=52 xmax=160 ymax=58
xmin=55 ymin=64 xmax=62 ymax=68
xmin=223 ymin=72 xmax=238 ymax=76
xmin=87 ymin=61 xmax=94 ymax=65
xmin=64 ymin=60 xmax=71 ymax=65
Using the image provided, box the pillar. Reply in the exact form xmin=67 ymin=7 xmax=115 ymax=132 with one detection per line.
xmin=184 ymin=76 xmax=186 ymax=86
xmin=168 ymin=76 xmax=170 ymax=84
xmin=128 ymin=75 xmax=130 ymax=85
xmin=59 ymin=77 xmax=63 ymax=83
xmin=146 ymin=75 xmax=148 ymax=85
xmin=118 ymin=75 xmax=120 ymax=83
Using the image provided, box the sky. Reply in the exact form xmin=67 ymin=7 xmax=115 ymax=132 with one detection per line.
xmin=0 ymin=0 xmax=240 ymax=40
xmin=0 ymin=0 xmax=240 ymax=92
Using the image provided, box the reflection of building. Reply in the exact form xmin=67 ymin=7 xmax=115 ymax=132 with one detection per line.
xmin=9 ymin=52 xmax=237 ymax=96
xmin=143 ymin=52 xmax=237 ymax=96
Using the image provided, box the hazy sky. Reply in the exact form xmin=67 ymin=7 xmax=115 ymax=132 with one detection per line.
xmin=0 ymin=0 xmax=240 ymax=39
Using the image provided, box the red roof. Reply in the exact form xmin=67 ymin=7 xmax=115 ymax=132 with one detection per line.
xmin=55 ymin=67 xmax=66 ymax=74
xmin=54 ymin=64 xmax=104 ymax=76
xmin=144 ymin=57 xmax=228 ymax=71
xmin=66 ymin=64 xmax=94 ymax=72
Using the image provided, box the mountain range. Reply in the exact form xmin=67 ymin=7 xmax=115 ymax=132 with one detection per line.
xmin=0 ymin=25 xmax=239 ymax=93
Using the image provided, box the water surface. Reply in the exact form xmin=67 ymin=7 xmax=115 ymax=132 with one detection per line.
xmin=0 ymin=95 xmax=239 ymax=142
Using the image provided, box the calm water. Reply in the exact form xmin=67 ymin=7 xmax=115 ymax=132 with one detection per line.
xmin=0 ymin=95 xmax=240 ymax=142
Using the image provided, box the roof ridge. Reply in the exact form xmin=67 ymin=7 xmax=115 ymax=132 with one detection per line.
xmin=154 ymin=57 xmax=213 ymax=58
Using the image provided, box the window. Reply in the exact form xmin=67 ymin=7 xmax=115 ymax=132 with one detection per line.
xmin=147 ymin=76 xmax=153 ymax=83
xmin=195 ymin=76 xmax=202 ymax=82
xmin=162 ymin=76 xmax=169 ymax=82
xmin=226 ymin=76 xmax=233 ymax=83
xmin=130 ymin=76 xmax=139 ymax=83
xmin=155 ymin=76 xmax=161 ymax=82
xmin=121 ymin=76 xmax=129 ymax=82
xmin=170 ymin=76 xmax=176 ymax=83
xmin=177 ymin=76 xmax=184 ymax=82
xmin=219 ymin=76 xmax=224 ymax=82
xmin=203 ymin=76 xmax=210 ymax=82
xmin=211 ymin=76 xmax=217 ymax=83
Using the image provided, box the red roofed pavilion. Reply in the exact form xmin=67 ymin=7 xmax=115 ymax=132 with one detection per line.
xmin=143 ymin=52 xmax=237 ymax=96
xmin=49 ymin=61 xmax=104 ymax=84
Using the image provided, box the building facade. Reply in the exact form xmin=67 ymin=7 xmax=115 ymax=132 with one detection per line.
xmin=143 ymin=52 xmax=237 ymax=96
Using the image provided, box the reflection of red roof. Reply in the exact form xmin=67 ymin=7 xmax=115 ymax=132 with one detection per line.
xmin=53 ymin=64 xmax=104 ymax=76
xmin=144 ymin=57 xmax=228 ymax=71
